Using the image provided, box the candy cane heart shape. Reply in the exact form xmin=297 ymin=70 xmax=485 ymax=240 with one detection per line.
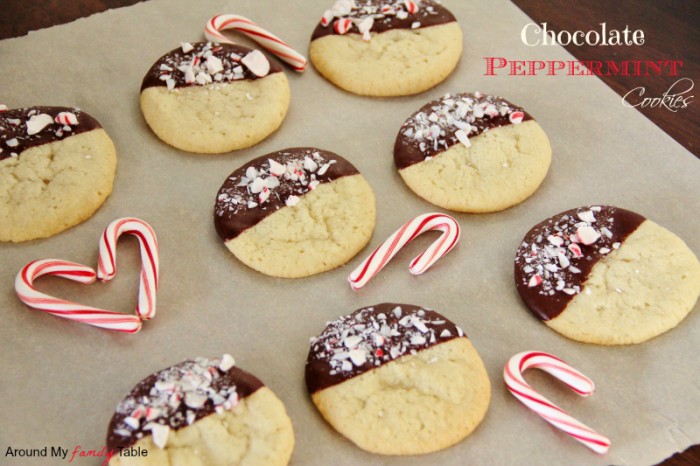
xmin=97 ymin=218 xmax=159 ymax=321
xmin=15 ymin=260 xmax=143 ymax=334
xmin=504 ymin=351 xmax=611 ymax=454
xmin=205 ymin=14 xmax=307 ymax=72
xmin=348 ymin=213 xmax=460 ymax=290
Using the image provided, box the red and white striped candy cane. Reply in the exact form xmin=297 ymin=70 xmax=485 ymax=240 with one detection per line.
xmin=205 ymin=14 xmax=307 ymax=72
xmin=504 ymin=351 xmax=611 ymax=454
xmin=348 ymin=212 xmax=460 ymax=290
xmin=15 ymin=260 xmax=143 ymax=334
xmin=98 ymin=218 xmax=159 ymax=321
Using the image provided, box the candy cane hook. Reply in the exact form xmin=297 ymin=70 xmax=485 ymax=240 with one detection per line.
xmin=348 ymin=212 xmax=460 ymax=290
xmin=98 ymin=218 xmax=159 ymax=321
xmin=504 ymin=351 xmax=611 ymax=454
xmin=205 ymin=14 xmax=307 ymax=72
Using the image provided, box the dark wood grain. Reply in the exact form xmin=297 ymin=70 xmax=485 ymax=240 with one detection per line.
xmin=512 ymin=0 xmax=700 ymax=158
xmin=1 ymin=1 xmax=698 ymax=465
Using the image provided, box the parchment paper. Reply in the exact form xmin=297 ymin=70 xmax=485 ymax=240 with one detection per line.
xmin=1 ymin=1 xmax=698 ymax=465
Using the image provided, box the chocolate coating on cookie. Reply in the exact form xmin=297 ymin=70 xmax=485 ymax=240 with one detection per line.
xmin=514 ymin=205 xmax=645 ymax=321
xmin=305 ymin=303 xmax=464 ymax=394
xmin=311 ymin=0 xmax=456 ymax=41
xmin=0 ymin=107 xmax=101 ymax=161
xmin=394 ymin=92 xmax=533 ymax=169
xmin=106 ymin=356 xmax=263 ymax=450
xmin=141 ymin=42 xmax=282 ymax=91
xmin=214 ymin=147 xmax=360 ymax=241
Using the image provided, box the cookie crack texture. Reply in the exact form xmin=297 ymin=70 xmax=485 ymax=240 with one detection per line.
xmin=0 ymin=129 xmax=116 ymax=242
xmin=110 ymin=387 xmax=294 ymax=466
xmin=399 ymin=120 xmax=552 ymax=212
xmin=311 ymin=338 xmax=491 ymax=455
xmin=227 ymin=174 xmax=376 ymax=278
xmin=140 ymin=73 xmax=290 ymax=154
xmin=309 ymin=23 xmax=462 ymax=96
xmin=546 ymin=220 xmax=700 ymax=344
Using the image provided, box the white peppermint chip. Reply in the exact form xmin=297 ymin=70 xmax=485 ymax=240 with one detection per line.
xmin=303 ymin=156 xmax=318 ymax=172
xmin=184 ymin=392 xmax=207 ymax=409
xmin=576 ymin=226 xmax=601 ymax=245
xmin=144 ymin=423 xmax=170 ymax=449
xmin=392 ymin=306 xmax=402 ymax=318
xmin=166 ymin=79 xmax=176 ymax=90
xmin=268 ymin=159 xmax=286 ymax=176
xmin=343 ymin=335 xmax=362 ymax=348
xmin=317 ymin=163 xmax=331 ymax=176
xmin=123 ymin=417 xmax=140 ymax=430
xmin=26 ymin=113 xmax=53 ymax=135
xmin=411 ymin=21 xmax=421 ymax=29
xmin=331 ymin=0 xmax=353 ymax=16
xmin=577 ymin=210 xmax=597 ymax=223
xmin=5 ymin=138 xmax=18 ymax=147
xmin=308 ymin=180 xmax=320 ymax=190
xmin=396 ymin=10 xmax=408 ymax=19
xmin=245 ymin=166 xmax=259 ymax=179
xmin=241 ymin=50 xmax=270 ymax=77
xmin=410 ymin=335 xmax=426 ymax=345
xmin=440 ymin=329 xmax=452 ymax=338
xmin=265 ymin=176 xmax=280 ymax=189
xmin=219 ymin=354 xmax=236 ymax=372
xmin=412 ymin=319 xmax=429 ymax=333
xmin=348 ymin=349 xmax=367 ymax=366
xmin=249 ymin=177 xmax=266 ymax=194
xmin=184 ymin=68 xmax=195 ymax=84
xmin=206 ymin=55 xmax=224 ymax=75
xmin=358 ymin=16 xmax=374 ymax=33
xmin=547 ymin=235 xmax=564 ymax=246
xmin=258 ymin=187 xmax=270 ymax=204
xmin=181 ymin=42 xmax=194 ymax=53
xmin=362 ymin=30 xmax=371 ymax=41
xmin=557 ymin=251 xmax=570 ymax=268
xmin=285 ymin=195 xmax=300 ymax=207
xmin=455 ymin=129 xmax=471 ymax=148
xmin=195 ymin=72 xmax=212 ymax=85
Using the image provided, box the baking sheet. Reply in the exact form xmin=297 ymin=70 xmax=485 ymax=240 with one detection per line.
xmin=1 ymin=1 xmax=699 ymax=465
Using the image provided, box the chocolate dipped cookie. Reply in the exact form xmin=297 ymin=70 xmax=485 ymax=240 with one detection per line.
xmin=106 ymin=355 xmax=294 ymax=466
xmin=394 ymin=92 xmax=552 ymax=212
xmin=515 ymin=205 xmax=700 ymax=344
xmin=305 ymin=303 xmax=491 ymax=455
xmin=214 ymin=147 xmax=376 ymax=278
xmin=140 ymin=42 xmax=290 ymax=153
xmin=309 ymin=0 xmax=463 ymax=96
xmin=0 ymin=106 xmax=116 ymax=242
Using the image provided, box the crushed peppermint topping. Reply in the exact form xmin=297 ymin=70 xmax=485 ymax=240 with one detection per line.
xmin=1 ymin=107 xmax=88 ymax=161
xmin=396 ymin=92 xmax=528 ymax=165
xmin=109 ymin=355 xmax=248 ymax=449
xmin=143 ymin=42 xmax=273 ymax=91
xmin=317 ymin=0 xmax=447 ymax=40
xmin=306 ymin=304 xmax=464 ymax=391
xmin=215 ymin=149 xmax=337 ymax=216
xmin=515 ymin=206 xmax=632 ymax=300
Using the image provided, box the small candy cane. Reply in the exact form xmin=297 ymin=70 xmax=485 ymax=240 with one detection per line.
xmin=348 ymin=213 xmax=460 ymax=290
xmin=98 ymin=218 xmax=159 ymax=320
xmin=15 ymin=260 xmax=143 ymax=334
xmin=504 ymin=351 xmax=611 ymax=454
xmin=205 ymin=14 xmax=307 ymax=72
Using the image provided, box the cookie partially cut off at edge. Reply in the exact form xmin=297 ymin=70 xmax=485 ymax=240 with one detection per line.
xmin=214 ymin=148 xmax=376 ymax=278
xmin=309 ymin=23 xmax=463 ymax=97
xmin=515 ymin=205 xmax=700 ymax=345
xmin=140 ymin=42 xmax=290 ymax=154
xmin=394 ymin=92 xmax=551 ymax=213
xmin=306 ymin=303 xmax=491 ymax=455
xmin=0 ymin=107 xmax=116 ymax=242
xmin=107 ymin=357 xmax=294 ymax=466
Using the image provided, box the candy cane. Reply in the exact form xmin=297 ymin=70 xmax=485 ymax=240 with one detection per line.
xmin=97 ymin=218 xmax=159 ymax=320
xmin=205 ymin=14 xmax=307 ymax=72
xmin=15 ymin=260 xmax=143 ymax=334
xmin=348 ymin=213 xmax=460 ymax=290
xmin=504 ymin=351 xmax=610 ymax=454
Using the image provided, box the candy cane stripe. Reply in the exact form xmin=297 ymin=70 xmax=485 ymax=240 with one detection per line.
xmin=504 ymin=351 xmax=610 ymax=454
xmin=15 ymin=218 xmax=160 ymax=334
xmin=348 ymin=213 xmax=460 ymax=290
xmin=205 ymin=14 xmax=307 ymax=71
xmin=15 ymin=259 xmax=142 ymax=333
xmin=97 ymin=218 xmax=159 ymax=320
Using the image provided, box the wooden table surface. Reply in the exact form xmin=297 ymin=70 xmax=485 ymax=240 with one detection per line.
xmin=1 ymin=1 xmax=699 ymax=465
